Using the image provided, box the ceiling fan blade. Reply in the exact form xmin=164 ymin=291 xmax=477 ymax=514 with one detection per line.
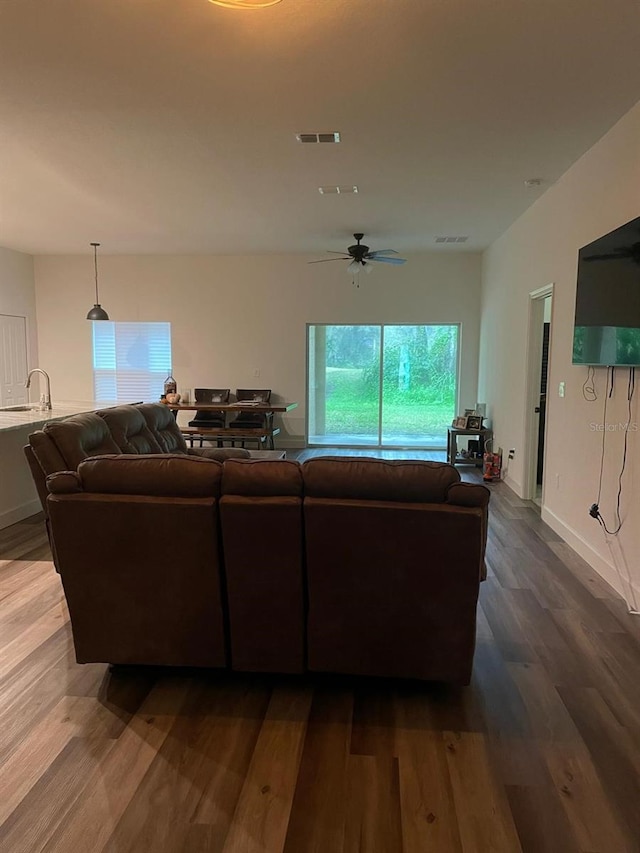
xmin=366 ymin=249 xmax=399 ymax=257
xmin=366 ymin=256 xmax=407 ymax=265
xmin=326 ymin=250 xmax=352 ymax=255
xmin=308 ymin=257 xmax=350 ymax=264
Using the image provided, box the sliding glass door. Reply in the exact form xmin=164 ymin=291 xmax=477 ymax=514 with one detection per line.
xmin=308 ymin=324 xmax=459 ymax=448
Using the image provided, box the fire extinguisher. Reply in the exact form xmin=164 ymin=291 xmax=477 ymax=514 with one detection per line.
xmin=483 ymin=440 xmax=502 ymax=482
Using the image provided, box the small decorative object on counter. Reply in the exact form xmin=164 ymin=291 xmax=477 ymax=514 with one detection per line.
xmin=160 ymin=394 xmax=168 ymax=404
xmin=164 ymin=371 xmax=177 ymax=396
xmin=166 ymin=392 xmax=181 ymax=405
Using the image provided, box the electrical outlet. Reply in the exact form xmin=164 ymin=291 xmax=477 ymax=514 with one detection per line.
xmin=558 ymin=381 xmax=565 ymax=397
xmin=508 ymin=448 xmax=515 ymax=460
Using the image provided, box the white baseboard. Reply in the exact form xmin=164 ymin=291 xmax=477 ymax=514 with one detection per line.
xmin=0 ymin=499 xmax=41 ymax=530
xmin=541 ymin=505 xmax=640 ymax=605
xmin=503 ymin=473 xmax=522 ymax=496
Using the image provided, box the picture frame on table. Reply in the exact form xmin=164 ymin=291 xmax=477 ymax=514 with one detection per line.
xmin=464 ymin=408 xmax=476 ymax=417
xmin=453 ymin=416 xmax=469 ymax=429
xmin=467 ymin=415 xmax=483 ymax=430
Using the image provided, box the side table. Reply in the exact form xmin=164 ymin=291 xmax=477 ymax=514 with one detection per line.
xmin=447 ymin=427 xmax=492 ymax=467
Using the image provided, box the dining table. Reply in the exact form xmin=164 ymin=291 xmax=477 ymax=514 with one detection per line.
xmin=166 ymin=402 xmax=298 ymax=414
xmin=166 ymin=400 xmax=298 ymax=450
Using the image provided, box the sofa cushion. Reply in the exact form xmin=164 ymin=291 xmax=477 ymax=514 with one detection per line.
xmin=302 ymin=457 xmax=460 ymax=503
xmin=77 ymin=454 xmax=222 ymax=498
xmin=138 ymin=403 xmax=189 ymax=453
xmin=43 ymin=412 xmax=121 ymax=470
xmin=98 ymin=405 xmax=164 ymax=454
xmin=222 ymin=458 xmax=303 ymax=497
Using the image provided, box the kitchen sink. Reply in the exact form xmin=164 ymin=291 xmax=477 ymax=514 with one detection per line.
xmin=0 ymin=404 xmax=39 ymax=412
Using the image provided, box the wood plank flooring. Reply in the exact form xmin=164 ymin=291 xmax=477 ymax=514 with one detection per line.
xmin=1 ymin=455 xmax=640 ymax=852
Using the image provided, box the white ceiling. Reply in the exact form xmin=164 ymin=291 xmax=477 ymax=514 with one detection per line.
xmin=1 ymin=0 xmax=639 ymax=256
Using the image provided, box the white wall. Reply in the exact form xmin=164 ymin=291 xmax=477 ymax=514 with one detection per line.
xmin=479 ymin=100 xmax=640 ymax=605
xmin=34 ymin=252 xmax=482 ymax=445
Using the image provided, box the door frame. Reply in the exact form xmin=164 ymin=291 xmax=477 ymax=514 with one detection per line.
xmin=0 ymin=313 xmax=29 ymax=407
xmin=522 ymin=284 xmax=554 ymax=502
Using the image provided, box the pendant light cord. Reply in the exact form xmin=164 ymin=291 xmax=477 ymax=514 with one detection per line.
xmin=92 ymin=242 xmax=100 ymax=304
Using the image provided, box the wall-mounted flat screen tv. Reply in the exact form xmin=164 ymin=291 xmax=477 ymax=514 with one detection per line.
xmin=573 ymin=214 xmax=640 ymax=366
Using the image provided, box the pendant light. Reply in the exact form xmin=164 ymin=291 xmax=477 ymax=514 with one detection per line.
xmin=209 ymin=0 xmax=282 ymax=8
xmin=86 ymin=242 xmax=110 ymax=321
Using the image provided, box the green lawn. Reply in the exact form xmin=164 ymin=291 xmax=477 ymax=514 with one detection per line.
xmin=323 ymin=367 xmax=454 ymax=436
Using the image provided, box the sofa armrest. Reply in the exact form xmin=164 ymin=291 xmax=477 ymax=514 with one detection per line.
xmin=446 ymin=482 xmax=490 ymax=581
xmin=446 ymin=482 xmax=490 ymax=508
xmin=46 ymin=471 xmax=82 ymax=494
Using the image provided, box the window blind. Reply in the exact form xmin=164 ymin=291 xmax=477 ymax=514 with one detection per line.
xmin=92 ymin=322 xmax=172 ymax=403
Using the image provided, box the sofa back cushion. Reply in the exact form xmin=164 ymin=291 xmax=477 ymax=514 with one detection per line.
xmin=302 ymin=457 xmax=460 ymax=503
xmin=220 ymin=459 xmax=304 ymax=674
xmin=42 ymin=412 xmax=121 ymax=470
xmin=76 ymin=454 xmax=222 ymax=498
xmin=139 ymin=403 xmax=189 ymax=454
xmin=221 ymin=458 xmax=303 ymax=497
xmin=98 ymin=405 xmax=164 ymax=454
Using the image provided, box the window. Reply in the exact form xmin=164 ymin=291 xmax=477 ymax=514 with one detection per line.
xmin=307 ymin=323 xmax=459 ymax=448
xmin=92 ymin=322 xmax=172 ymax=403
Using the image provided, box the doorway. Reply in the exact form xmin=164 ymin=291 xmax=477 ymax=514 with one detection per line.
xmin=0 ymin=314 xmax=29 ymax=407
xmin=307 ymin=324 xmax=459 ymax=448
xmin=524 ymin=287 xmax=553 ymax=503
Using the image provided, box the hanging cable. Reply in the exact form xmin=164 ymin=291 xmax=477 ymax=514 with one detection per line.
xmin=595 ymin=366 xmax=613 ymax=508
xmin=582 ymin=366 xmax=597 ymax=401
xmin=591 ymin=367 xmax=635 ymax=536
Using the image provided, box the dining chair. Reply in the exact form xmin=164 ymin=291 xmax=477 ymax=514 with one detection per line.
xmin=228 ymin=389 xmax=272 ymax=446
xmin=188 ymin=388 xmax=230 ymax=446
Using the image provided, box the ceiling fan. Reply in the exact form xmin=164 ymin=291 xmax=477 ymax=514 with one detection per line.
xmin=309 ymin=233 xmax=407 ymax=274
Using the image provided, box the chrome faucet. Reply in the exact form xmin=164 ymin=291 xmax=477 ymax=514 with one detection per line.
xmin=26 ymin=368 xmax=52 ymax=410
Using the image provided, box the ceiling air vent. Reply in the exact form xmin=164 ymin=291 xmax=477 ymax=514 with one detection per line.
xmin=318 ymin=185 xmax=358 ymax=194
xmin=435 ymin=236 xmax=469 ymax=244
xmin=296 ymin=132 xmax=341 ymax=144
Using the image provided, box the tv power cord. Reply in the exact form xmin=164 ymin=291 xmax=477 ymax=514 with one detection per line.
xmin=587 ymin=502 xmax=620 ymax=533
xmin=587 ymin=502 xmax=618 ymax=533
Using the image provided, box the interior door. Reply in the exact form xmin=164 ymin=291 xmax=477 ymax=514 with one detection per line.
xmin=0 ymin=314 xmax=28 ymax=406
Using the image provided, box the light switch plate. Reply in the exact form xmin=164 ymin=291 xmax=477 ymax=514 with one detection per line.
xmin=558 ymin=381 xmax=565 ymax=397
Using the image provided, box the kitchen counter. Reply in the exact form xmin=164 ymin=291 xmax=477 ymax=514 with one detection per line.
xmin=0 ymin=400 xmax=117 ymax=529
xmin=0 ymin=401 xmax=119 ymax=433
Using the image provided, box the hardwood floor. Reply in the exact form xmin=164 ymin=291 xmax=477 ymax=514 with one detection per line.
xmin=1 ymin=456 xmax=640 ymax=852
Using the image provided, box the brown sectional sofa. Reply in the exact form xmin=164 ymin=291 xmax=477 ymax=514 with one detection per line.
xmin=44 ymin=452 xmax=490 ymax=684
